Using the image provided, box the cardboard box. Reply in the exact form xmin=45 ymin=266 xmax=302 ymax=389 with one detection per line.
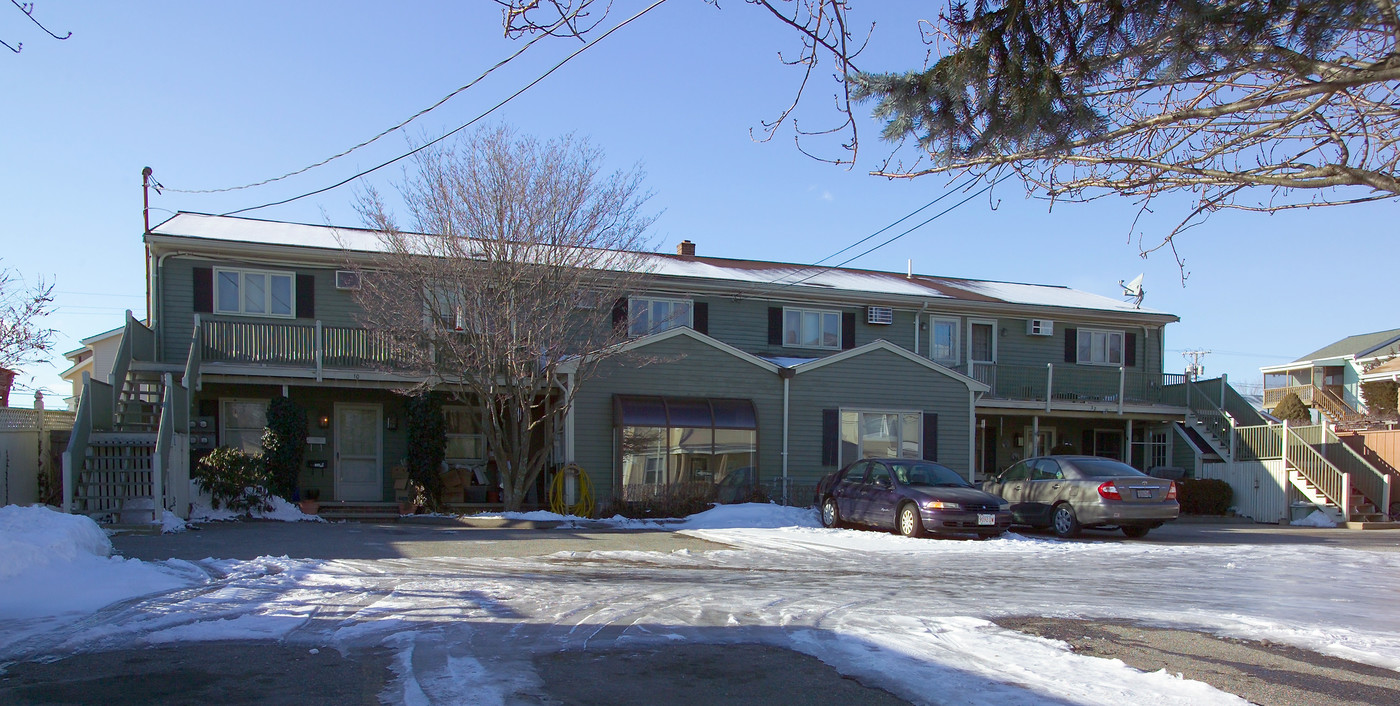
xmin=393 ymin=478 xmax=409 ymax=491
xmin=442 ymin=489 xmax=466 ymax=503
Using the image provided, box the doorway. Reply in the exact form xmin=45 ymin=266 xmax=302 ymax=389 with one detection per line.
xmin=334 ymin=403 xmax=383 ymax=501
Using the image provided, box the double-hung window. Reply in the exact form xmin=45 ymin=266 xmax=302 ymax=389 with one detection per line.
xmin=443 ymin=406 xmax=485 ymax=463
xmin=215 ymin=268 xmax=294 ymax=318
xmin=930 ymin=317 xmax=960 ymax=364
xmin=629 ymin=297 xmax=692 ymax=337
xmin=220 ymin=398 xmax=268 ymax=455
xmin=783 ymin=307 xmax=840 ymax=349
xmin=839 ymin=410 xmax=922 ymax=465
xmin=1077 ymin=328 xmax=1124 ymax=366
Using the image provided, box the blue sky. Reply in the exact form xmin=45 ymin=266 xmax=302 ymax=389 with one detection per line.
xmin=3 ymin=1 xmax=1394 ymax=406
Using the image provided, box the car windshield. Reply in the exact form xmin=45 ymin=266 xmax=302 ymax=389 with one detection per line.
xmin=891 ymin=462 xmax=969 ymax=487
xmin=1067 ymin=457 xmax=1146 ymax=478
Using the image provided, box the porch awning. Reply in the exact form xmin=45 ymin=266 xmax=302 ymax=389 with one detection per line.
xmin=613 ymin=396 xmax=757 ymax=430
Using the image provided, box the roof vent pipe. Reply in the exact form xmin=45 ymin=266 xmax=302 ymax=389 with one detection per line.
xmin=677 ymin=240 xmax=696 ymax=257
xmin=907 ymin=259 xmax=913 ymax=279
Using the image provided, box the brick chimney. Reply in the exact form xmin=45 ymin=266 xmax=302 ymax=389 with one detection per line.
xmin=676 ymin=240 xmax=696 ymax=257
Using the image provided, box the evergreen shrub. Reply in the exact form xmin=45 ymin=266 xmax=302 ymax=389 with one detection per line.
xmin=262 ymin=397 xmax=308 ymax=499
xmin=405 ymin=393 xmax=446 ymax=510
xmin=195 ymin=447 xmax=272 ymax=513
xmin=1361 ymin=380 xmax=1399 ymax=416
xmin=1271 ymin=392 xmax=1312 ymax=423
xmin=1177 ymin=478 xmax=1233 ymax=515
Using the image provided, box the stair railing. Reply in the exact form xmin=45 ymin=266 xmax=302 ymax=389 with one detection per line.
xmin=151 ymin=372 xmax=192 ymax=520
xmin=1312 ymin=385 xmax=1362 ymax=424
xmin=1186 ymin=380 xmax=1235 ymax=458
xmin=109 ymin=312 xmax=158 ymax=413
xmin=1322 ymin=425 xmax=1390 ymax=517
xmin=1285 ymin=423 xmax=1350 ymax=518
xmin=184 ymin=315 xmax=203 ymax=393
xmin=61 ymin=381 xmax=92 ymax=514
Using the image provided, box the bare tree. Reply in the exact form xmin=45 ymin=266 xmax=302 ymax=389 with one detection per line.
xmin=353 ymin=126 xmax=655 ymax=511
xmin=0 ymin=263 xmax=56 ymax=373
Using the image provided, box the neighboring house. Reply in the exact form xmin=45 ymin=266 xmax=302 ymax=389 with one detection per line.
xmin=59 ymin=322 xmax=135 ymax=410
xmin=64 ymin=212 xmax=1252 ymax=522
xmin=1260 ymin=328 xmax=1400 ymax=423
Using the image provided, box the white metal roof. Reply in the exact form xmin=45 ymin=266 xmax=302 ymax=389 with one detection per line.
xmin=149 ymin=212 xmax=1175 ymax=318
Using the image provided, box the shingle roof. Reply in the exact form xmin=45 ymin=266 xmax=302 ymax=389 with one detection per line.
xmin=1292 ymin=328 xmax=1400 ymax=363
xmin=148 ymin=212 xmax=1177 ymax=319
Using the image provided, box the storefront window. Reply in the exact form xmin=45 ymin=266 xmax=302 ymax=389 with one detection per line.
xmin=616 ymin=397 xmax=757 ymax=495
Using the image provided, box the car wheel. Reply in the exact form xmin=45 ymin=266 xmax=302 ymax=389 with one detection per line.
xmin=820 ymin=497 xmax=843 ymax=528
xmin=1051 ymin=503 xmax=1081 ymax=538
xmin=897 ymin=503 xmax=926 ymax=538
xmin=1121 ymin=526 xmax=1151 ymax=538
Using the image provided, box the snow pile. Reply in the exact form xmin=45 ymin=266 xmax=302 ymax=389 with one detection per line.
xmin=1291 ymin=510 xmax=1338 ymax=528
xmin=162 ymin=510 xmax=188 ymax=534
xmin=675 ymin=502 xmax=821 ymax=529
xmin=0 ymin=505 xmax=196 ymax=619
xmin=0 ymin=505 xmax=111 ymax=580
xmin=468 ymin=502 xmax=820 ymax=530
xmin=189 ymin=493 xmax=325 ymax=523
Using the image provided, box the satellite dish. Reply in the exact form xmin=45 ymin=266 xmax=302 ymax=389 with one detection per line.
xmin=1119 ymin=273 xmax=1145 ymax=308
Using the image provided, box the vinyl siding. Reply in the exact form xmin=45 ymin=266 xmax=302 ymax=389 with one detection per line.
xmin=158 ymin=256 xmax=368 ymax=363
xmin=571 ymin=336 xmax=785 ymax=499
xmin=694 ymin=296 xmax=918 ymax=359
xmin=787 ymin=349 xmax=974 ymax=480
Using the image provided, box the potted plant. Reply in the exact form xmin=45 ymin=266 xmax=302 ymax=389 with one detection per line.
xmin=298 ymin=487 xmax=320 ymax=515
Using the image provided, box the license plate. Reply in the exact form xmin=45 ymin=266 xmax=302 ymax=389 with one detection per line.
xmin=1135 ymin=489 xmax=1154 ymax=499
xmin=977 ymin=513 xmax=996 ymax=525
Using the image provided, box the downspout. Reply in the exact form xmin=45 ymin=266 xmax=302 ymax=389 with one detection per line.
xmin=564 ymin=370 xmax=576 ymax=464
xmin=967 ymin=389 xmax=981 ymax=482
xmin=914 ymin=302 xmax=928 ymax=357
xmin=781 ymin=367 xmax=794 ymax=502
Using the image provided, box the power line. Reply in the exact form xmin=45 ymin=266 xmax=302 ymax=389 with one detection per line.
xmin=220 ymin=0 xmax=670 ymax=217
xmin=777 ymin=175 xmax=1010 ymax=290
xmin=766 ymin=175 xmax=979 ymax=287
xmin=163 ymin=11 xmax=580 ymax=195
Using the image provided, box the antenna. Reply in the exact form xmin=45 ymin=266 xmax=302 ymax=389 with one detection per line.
xmin=1119 ymin=273 xmax=1145 ymax=309
xmin=1183 ymin=350 xmax=1211 ymax=380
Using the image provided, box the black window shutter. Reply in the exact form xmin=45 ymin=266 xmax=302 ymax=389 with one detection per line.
xmin=692 ymin=302 xmax=708 ymax=335
xmin=1124 ymin=332 xmax=1137 ymax=367
xmin=768 ymin=307 xmax=783 ymax=345
xmin=841 ymin=312 xmax=857 ymax=349
xmin=922 ymin=413 xmax=938 ymax=462
xmin=193 ymin=267 xmax=213 ymax=313
xmin=821 ymin=409 xmax=838 ymax=466
xmin=1064 ymin=328 xmax=1077 ymax=363
xmin=612 ymin=298 xmax=629 ymax=331
xmin=295 ymin=274 xmax=315 ymax=319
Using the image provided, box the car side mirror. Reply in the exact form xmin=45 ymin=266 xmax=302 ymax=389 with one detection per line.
xmin=876 ymin=477 xmax=891 ymax=488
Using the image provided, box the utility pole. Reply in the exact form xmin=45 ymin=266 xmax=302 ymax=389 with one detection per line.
xmin=1183 ymin=350 xmax=1211 ymax=381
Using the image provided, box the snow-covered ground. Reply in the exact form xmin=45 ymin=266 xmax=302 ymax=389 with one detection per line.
xmin=3 ymin=502 xmax=1399 ymax=705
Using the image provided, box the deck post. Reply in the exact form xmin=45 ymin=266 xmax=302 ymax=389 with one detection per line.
xmin=1044 ymin=363 xmax=1053 ymax=413
xmin=1118 ymin=366 xmax=1125 ymax=415
xmin=315 ymin=320 xmax=324 ymax=382
xmin=1340 ymin=472 xmax=1351 ymax=520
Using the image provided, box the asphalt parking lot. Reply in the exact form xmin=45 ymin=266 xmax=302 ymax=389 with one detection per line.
xmin=7 ymin=518 xmax=1395 ymax=706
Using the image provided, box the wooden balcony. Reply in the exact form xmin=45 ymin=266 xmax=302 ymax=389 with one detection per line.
xmin=198 ymin=319 xmax=416 ymax=381
xmin=970 ymin=363 xmax=1187 ymax=409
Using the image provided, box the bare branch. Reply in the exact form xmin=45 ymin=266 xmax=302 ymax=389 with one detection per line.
xmin=350 ymin=126 xmax=656 ymax=511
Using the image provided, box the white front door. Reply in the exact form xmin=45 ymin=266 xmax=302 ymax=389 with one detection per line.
xmin=335 ymin=403 xmax=383 ymax=501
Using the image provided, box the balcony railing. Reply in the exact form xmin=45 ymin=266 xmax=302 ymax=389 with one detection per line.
xmin=972 ymin=363 xmax=1186 ymax=408
xmin=200 ymin=319 xmax=413 ymax=375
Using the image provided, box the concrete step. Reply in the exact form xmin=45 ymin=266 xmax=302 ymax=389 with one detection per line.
xmin=1343 ymin=521 xmax=1400 ymax=530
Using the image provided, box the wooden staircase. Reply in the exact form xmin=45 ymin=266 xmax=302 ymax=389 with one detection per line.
xmin=1286 ymin=469 xmax=1390 ymax=526
xmin=65 ymin=314 xmax=192 ymax=526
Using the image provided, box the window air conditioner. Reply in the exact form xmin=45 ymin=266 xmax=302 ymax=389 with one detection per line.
xmin=335 ymin=270 xmax=361 ymax=290
xmin=1027 ymin=319 xmax=1054 ymax=336
xmin=866 ymin=306 xmax=894 ymax=325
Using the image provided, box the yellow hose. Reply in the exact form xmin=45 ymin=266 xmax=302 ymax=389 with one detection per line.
xmin=548 ymin=464 xmax=594 ymax=518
